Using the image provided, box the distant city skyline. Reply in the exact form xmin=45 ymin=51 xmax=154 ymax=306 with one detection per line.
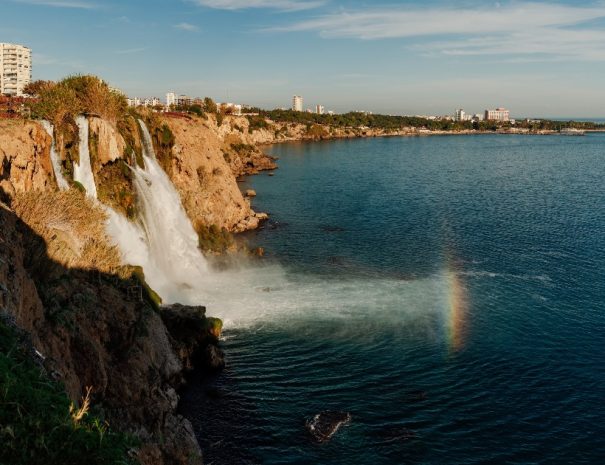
xmin=3 ymin=0 xmax=605 ymax=117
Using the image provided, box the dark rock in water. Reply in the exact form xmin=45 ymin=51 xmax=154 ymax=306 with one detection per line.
xmin=306 ymin=411 xmax=351 ymax=443
xmin=267 ymin=220 xmax=288 ymax=230
xmin=203 ymin=344 xmax=225 ymax=371
xmin=320 ymin=224 xmax=346 ymax=233
xmin=161 ymin=304 xmax=224 ymax=372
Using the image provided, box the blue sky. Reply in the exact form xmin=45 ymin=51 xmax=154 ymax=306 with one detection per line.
xmin=2 ymin=0 xmax=605 ymax=117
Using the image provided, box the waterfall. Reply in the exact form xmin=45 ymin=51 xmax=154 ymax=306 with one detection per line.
xmin=105 ymin=120 xmax=209 ymax=303
xmin=40 ymin=120 xmax=69 ymax=190
xmin=74 ymin=116 xmax=98 ymax=199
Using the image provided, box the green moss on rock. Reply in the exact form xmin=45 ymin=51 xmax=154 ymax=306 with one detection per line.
xmin=129 ymin=266 xmax=163 ymax=311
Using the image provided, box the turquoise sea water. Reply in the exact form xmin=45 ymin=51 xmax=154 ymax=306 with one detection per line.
xmin=181 ymin=134 xmax=605 ymax=464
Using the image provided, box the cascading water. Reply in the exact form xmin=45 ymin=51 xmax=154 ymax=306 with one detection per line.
xmin=104 ymin=120 xmax=452 ymax=331
xmin=74 ymin=115 xmax=98 ymax=199
xmin=40 ymin=120 xmax=69 ymax=190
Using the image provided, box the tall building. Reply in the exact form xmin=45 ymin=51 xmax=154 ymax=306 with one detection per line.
xmin=484 ymin=108 xmax=510 ymax=122
xmin=0 ymin=43 xmax=32 ymax=96
xmin=316 ymin=104 xmax=325 ymax=115
xmin=292 ymin=95 xmax=303 ymax=112
xmin=455 ymin=109 xmax=466 ymax=121
xmin=166 ymin=92 xmax=176 ymax=107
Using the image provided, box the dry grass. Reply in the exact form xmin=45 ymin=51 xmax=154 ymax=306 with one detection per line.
xmin=70 ymin=386 xmax=92 ymax=425
xmin=12 ymin=190 xmax=122 ymax=274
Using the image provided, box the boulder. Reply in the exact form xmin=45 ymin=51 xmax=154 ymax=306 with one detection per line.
xmin=306 ymin=411 xmax=351 ymax=443
xmin=245 ymin=189 xmax=257 ymax=197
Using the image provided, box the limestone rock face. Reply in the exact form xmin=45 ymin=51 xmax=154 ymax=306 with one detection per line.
xmin=0 ymin=120 xmax=54 ymax=199
xmin=162 ymin=116 xmax=257 ymax=231
xmin=89 ymin=117 xmax=126 ymax=165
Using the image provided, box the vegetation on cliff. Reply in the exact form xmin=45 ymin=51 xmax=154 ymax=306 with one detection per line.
xmin=26 ymin=75 xmax=127 ymax=126
xmin=250 ymin=108 xmax=605 ymax=132
xmin=0 ymin=320 xmax=135 ymax=465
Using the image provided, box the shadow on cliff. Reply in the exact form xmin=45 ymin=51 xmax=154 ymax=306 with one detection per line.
xmin=0 ymin=202 xmax=223 ymax=465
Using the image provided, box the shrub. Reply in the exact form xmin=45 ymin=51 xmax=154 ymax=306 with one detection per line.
xmin=203 ymin=97 xmax=218 ymax=114
xmin=28 ymin=75 xmax=127 ymax=126
xmin=247 ymin=115 xmax=269 ymax=132
xmin=197 ymin=224 xmax=234 ymax=253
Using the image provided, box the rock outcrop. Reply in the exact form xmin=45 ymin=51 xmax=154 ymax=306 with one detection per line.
xmin=0 ymin=120 xmax=54 ymax=200
xmin=162 ymin=116 xmax=270 ymax=232
xmin=0 ymin=191 xmax=226 ymax=465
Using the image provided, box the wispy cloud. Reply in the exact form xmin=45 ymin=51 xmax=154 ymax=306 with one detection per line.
xmin=115 ymin=47 xmax=147 ymax=55
xmin=271 ymin=2 xmax=605 ymax=61
xmin=174 ymin=22 xmax=200 ymax=32
xmin=10 ymin=0 xmax=98 ymax=9
xmin=190 ymin=0 xmax=324 ymax=12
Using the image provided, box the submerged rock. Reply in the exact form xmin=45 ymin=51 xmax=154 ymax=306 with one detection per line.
xmin=306 ymin=411 xmax=351 ymax=443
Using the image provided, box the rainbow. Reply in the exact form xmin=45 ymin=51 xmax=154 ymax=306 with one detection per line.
xmin=444 ymin=253 xmax=468 ymax=352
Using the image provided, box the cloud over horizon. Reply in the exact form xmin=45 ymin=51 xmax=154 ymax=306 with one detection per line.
xmin=270 ymin=1 xmax=605 ymax=61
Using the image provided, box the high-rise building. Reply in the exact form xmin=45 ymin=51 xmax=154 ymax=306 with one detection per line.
xmin=316 ymin=104 xmax=325 ymax=115
xmin=292 ymin=95 xmax=303 ymax=112
xmin=0 ymin=43 xmax=32 ymax=96
xmin=166 ymin=92 xmax=177 ymax=107
xmin=455 ymin=109 xmax=466 ymax=121
xmin=484 ymin=108 xmax=510 ymax=122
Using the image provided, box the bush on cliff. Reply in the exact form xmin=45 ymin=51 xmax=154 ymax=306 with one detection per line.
xmin=28 ymin=75 xmax=128 ymax=126
xmin=197 ymin=223 xmax=234 ymax=253
xmin=0 ymin=321 xmax=136 ymax=465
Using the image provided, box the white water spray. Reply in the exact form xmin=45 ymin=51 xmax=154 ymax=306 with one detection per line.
xmin=74 ymin=116 xmax=98 ymax=199
xmin=40 ymin=120 xmax=69 ymax=190
xmin=103 ymin=120 xmax=452 ymax=333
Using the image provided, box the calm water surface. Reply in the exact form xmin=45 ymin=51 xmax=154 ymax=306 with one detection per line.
xmin=181 ymin=134 xmax=605 ymax=464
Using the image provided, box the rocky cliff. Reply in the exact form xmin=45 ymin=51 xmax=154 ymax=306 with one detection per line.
xmin=0 ymin=114 xmax=269 ymax=465
xmin=0 ymin=189 xmax=232 ymax=464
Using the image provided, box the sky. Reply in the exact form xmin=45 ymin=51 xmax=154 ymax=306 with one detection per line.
xmin=2 ymin=0 xmax=605 ymax=117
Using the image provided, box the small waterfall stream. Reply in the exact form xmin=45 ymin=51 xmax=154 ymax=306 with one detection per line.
xmin=74 ymin=115 xmax=98 ymax=199
xmin=40 ymin=120 xmax=69 ymax=190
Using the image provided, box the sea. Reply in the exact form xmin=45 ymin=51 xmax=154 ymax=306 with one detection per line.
xmin=180 ymin=133 xmax=605 ymax=465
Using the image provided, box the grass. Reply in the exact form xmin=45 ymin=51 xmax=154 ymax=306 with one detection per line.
xmin=0 ymin=320 xmax=136 ymax=465
xmin=12 ymin=190 xmax=122 ymax=275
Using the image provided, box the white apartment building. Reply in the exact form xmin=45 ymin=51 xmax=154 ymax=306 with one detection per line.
xmin=0 ymin=43 xmax=32 ymax=96
xmin=166 ymin=92 xmax=177 ymax=107
xmin=455 ymin=109 xmax=466 ymax=121
xmin=484 ymin=107 xmax=510 ymax=122
xmin=292 ymin=95 xmax=303 ymax=112
xmin=316 ymin=104 xmax=325 ymax=115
